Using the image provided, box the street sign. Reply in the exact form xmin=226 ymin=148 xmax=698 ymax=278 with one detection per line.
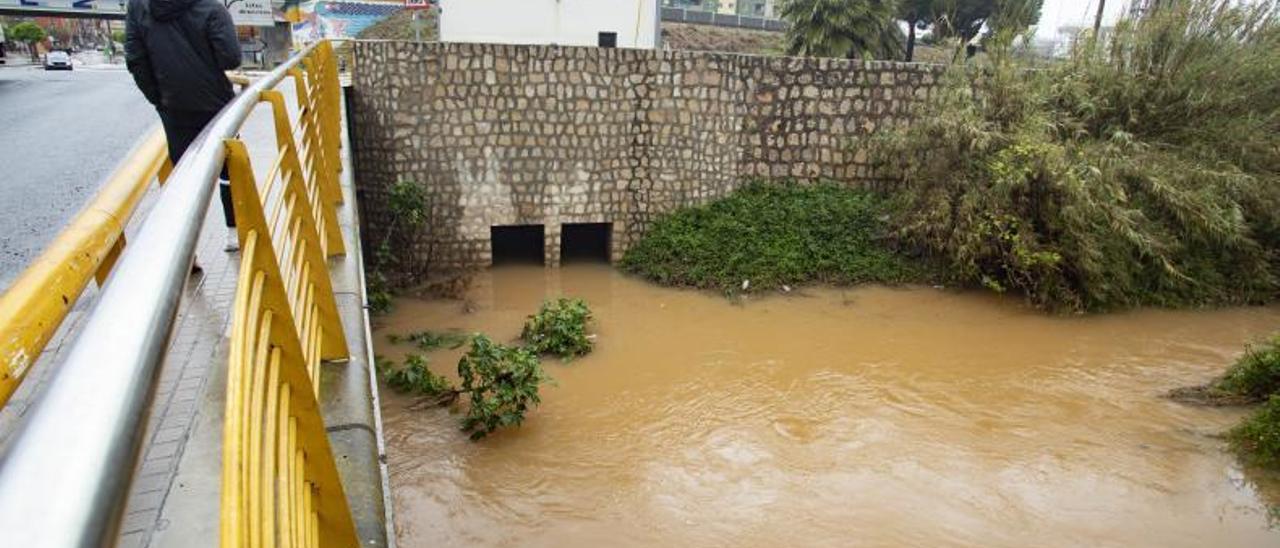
xmin=223 ymin=0 xmax=274 ymax=27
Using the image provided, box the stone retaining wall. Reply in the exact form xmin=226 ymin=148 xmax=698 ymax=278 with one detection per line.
xmin=349 ymin=41 xmax=942 ymax=270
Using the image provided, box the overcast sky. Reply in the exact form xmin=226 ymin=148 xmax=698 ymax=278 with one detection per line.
xmin=1035 ymin=0 xmax=1131 ymax=37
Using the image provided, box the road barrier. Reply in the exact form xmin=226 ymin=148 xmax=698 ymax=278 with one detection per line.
xmin=0 ymin=128 xmax=172 ymax=409
xmin=0 ymin=40 xmax=359 ymax=547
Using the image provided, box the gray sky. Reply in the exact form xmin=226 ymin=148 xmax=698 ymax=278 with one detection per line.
xmin=1035 ymin=0 xmax=1131 ymax=37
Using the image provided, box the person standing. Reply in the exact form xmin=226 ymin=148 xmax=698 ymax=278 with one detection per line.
xmin=124 ymin=0 xmax=242 ymax=254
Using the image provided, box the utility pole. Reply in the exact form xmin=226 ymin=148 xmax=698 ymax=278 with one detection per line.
xmin=1094 ymin=0 xmax=1107 ymax=34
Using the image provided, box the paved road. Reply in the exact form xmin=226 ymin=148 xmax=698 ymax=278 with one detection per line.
xmin=0 ymin=65 xmax=157 ymax=290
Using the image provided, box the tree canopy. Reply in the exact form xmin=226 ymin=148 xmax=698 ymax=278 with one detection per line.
xmin=986 ymin=0 xmax=1044 ymax=38
xmin=9 ymin=22 xmax=46 ymax=44
xmin=782 ymin=0 xmax=1043 ymax=62
xmin=781 ymin=0 xmax=904 ymax=59
xmin=929 ymin=0 xmax=1043 ymax=41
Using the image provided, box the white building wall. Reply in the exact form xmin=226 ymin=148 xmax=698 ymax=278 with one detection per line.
xmin=439 ymin=0 xmax=660 ymax=49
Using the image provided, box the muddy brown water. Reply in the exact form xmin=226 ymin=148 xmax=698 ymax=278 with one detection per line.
xmin=374 ymin=264 xmax=1280 ymax=547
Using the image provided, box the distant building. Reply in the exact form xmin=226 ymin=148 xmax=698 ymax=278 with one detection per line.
xmin=664 ymin=0 xmax=775 ymax=18
xmin=439 ymin=0 xmax=660 ymax=49
xmin=736 ymin=0 xmax=770 ymax=17
xmin=664 ymin=0 xmax=717 ymax=12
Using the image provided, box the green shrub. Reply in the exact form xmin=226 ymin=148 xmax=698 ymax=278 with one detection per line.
xmin=366 ymin=270 xmax=393 ymax=315
xmin=866 ymin=0 xmax=1280 ymax=311
xmin=378 ymin=354 xmax=454 ymax=396
xmin=1231 ymin=395 xmax=1280 ymax=468
xmin=367 ymin=179 xmax=433 ymax=312
xmin=457 ymin=335 xmax=550 ymax=440
xmin=1218 ymin=336 xmax=1280 ymax=401
xmin=620 ymin=182 xmax=922 ymax=295
xmin=388 ymin=329 xmax=469 ymax=352
xmin=521 ymin=298 xmax=594 ymax=359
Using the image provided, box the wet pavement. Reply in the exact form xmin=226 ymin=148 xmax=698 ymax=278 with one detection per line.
xmin=0 ymin=65 xmax=155 ymax=290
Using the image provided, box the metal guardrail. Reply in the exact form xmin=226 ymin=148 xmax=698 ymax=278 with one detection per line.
xmin=221 ymin=83 xmax=355 ymax=546
xmin=0 ymin=128 xmax=172 ymax=408
xmin=0 ymin=39 xmax=356 ymax=547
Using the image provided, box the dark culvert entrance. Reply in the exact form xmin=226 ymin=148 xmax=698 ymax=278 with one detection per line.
xmin=560 ymin=223 xmax=612 ymax=263
xmin=491 ymin=225 xmax=545 ymax=265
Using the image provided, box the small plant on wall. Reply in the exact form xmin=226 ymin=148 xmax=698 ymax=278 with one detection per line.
xmin=367 ymin=179 xmax=431 ymax=314
xmin=521 ymin=298 xmax=595 ymax=360
xmin=457 ymin=335 xmax=551 ymax=440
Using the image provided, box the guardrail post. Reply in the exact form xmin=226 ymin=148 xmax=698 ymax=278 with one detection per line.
xmin=261 ymin=90 xmax=346 ymax=258
xmin=291 ymin=66 xmax=345 ymax=208
xmin=224 ymin=137 xmax=347 ymax=380
xmin=222 ymin=138 xmax=359 ymax=548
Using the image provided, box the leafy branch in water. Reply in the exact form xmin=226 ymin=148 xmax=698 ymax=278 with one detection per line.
xmin=376 ymin=354 xmax=457 ymax=405
xmin=378 ymin=334 xmax=553 ymax=441
xmin=1218 ymin=336 xmax=1280 ymax=403
xmin=521 ymin=298 xmax=595 ymax=360
xmin=457 ymin=334 xmax=551 ymax=440
xmin=387 ymin=329 xmax=470 ymax=352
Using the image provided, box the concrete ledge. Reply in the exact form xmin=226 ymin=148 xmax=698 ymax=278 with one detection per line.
xmin=319 ymin=87 xmax=395 ymax=548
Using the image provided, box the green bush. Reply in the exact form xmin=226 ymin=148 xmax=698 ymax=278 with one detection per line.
xmin=1218 ymin=336 xmax=1280 ymax=401
xmin=521 ymin=298 xmax=594 ymax=359
xmin=366 ymin=270 xmax=393 ymax=315
xmin=620 ymin=181 xmax=922 ymax=295
xmin=377 ymin=354 xmax=454 ymax=396
xmin=367 ymin=179 xmax=432 ymax=313
xmin=866 ymin=0 xmax=1280 ymax=311
xmin=457 ymin=335 xmax=550 ymax=440
xmin=1231 ymin=395 xmax=1280 ymax=468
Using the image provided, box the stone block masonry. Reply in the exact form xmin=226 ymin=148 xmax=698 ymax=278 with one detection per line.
xmin=349 ymin=41 xmax=942 ymax=271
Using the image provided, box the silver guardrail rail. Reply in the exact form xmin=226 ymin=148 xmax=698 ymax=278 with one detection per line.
xmin=0 ymin=40 xmax=350 ymax=547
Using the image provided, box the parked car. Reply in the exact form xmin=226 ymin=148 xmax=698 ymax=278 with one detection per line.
xmin=44 ymin=51 xmax=72 ymax=71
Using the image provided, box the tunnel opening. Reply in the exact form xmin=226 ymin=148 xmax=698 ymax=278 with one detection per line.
xmin=560 ymin=223 xmax=612 ymax=264
xmin=490 ymin=225 xmax=545 ymax=266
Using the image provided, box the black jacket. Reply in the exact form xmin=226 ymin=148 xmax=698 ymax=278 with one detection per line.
xmin=125 ymin=0 xmax=241 ymax=113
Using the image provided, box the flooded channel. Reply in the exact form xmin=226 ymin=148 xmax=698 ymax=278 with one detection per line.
xmin=375 ymin=264 xmax=1280 ymax=547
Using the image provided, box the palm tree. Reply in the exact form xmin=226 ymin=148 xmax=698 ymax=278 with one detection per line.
xmin=781 ymin=0 xmax=905 ymax=59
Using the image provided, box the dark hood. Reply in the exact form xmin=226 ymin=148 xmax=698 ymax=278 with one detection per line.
xmin=150 ymin=0 xmax=201 ymax=21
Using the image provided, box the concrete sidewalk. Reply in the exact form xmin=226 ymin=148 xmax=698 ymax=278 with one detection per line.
xmin=0 ymin=76 xmax=390 ymax=547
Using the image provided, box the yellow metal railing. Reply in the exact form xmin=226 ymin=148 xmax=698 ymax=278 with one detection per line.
xmin=220 ymin=40 xmax=357 ymax=547
xmin=0 ymin=39 xmax=363 ymax=546
xmin=0 ymin=128 xmax=171 ymax=407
